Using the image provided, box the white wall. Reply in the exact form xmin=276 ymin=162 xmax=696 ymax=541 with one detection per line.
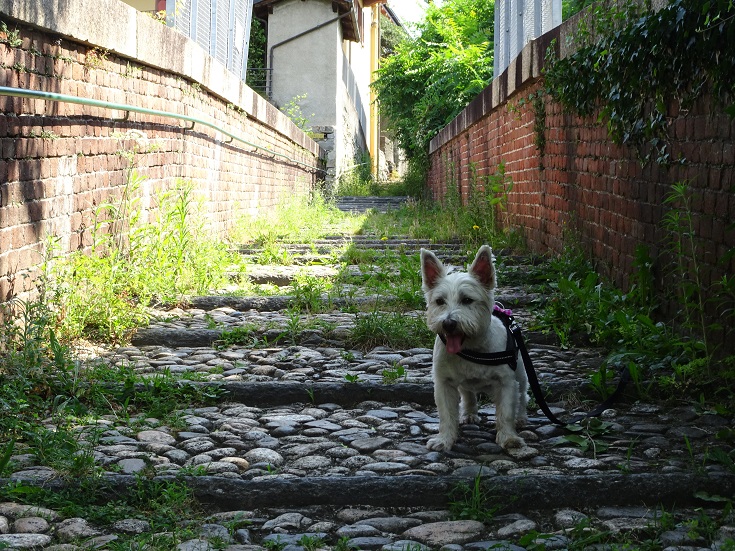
xmin=268 ymin=0 xmax=339 ymax=127
xmin=494 ymin=0 xmax=562 ymax=76
xmin=268 ymin=0 xmax=374 ymax=182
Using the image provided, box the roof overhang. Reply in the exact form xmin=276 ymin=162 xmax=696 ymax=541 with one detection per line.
xmin=332 ymin=0 xmax=360 ymax=42
xmin=254 ymin=0 xmax=385 ymax=43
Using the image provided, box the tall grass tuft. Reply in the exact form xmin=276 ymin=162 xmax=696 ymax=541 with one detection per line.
xmin=49 ymin=178 xmax=242 ymax=344
xmin=231 ymin=191 xmax=364 ymax=246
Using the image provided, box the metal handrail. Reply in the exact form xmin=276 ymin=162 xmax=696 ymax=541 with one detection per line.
xmin=0 ymin=85 xmax=325 ymax=173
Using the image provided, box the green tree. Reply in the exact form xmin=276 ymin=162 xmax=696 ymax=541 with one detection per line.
xmin=247 ymin=19 xmax=267 ymax=68
xmin=372 ymin=0 xmax=495 ymax=159
xmin=246 ymin=19 xmax=268 ymax=96
xmin=380 ymin=13 xmax=407 ymax=56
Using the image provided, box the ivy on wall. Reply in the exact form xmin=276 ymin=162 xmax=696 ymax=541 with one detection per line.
xmin=544 ymin=0 xmax=735 ymax=164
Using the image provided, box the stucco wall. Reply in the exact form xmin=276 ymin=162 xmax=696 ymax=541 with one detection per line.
xmin=266 ymin=0 xmax=372 ymax=182
xmin=0 ymin=0 xmax=324 ymax=303
xmin=267 ymin=0 xmax=338 ymax=126
xmin=334 ymin=49 xmax=367 ymax=181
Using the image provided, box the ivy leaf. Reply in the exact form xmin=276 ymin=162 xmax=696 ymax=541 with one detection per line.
xmin=545 ymin=0 xmax=733 ymax=164
xmin=563 ymin=434 xmax=591 ymax=449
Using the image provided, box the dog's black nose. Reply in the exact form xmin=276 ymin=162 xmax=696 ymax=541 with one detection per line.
xmin=442 ymin=318 xmax=457 ymax=333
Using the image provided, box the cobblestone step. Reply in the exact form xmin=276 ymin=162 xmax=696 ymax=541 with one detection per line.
xmin=3 ymin=209 xmax=734 ymax=550
xmin=335 ymin=196 xmax=411 ymax=213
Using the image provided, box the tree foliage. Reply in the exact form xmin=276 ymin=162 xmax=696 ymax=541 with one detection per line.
xmin=247 ymin=19 xmax=267 ymax=68
xmin=380 ymin=13 xmax=407 ymax=57
xmin=372 ymin=0 xmax=495 ymax=159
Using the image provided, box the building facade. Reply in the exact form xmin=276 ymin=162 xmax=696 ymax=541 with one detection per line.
xmin=254 ymin=0 xmax=385 ymax=185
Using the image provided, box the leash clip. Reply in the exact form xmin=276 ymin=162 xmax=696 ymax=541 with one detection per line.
xmin=509 ymin=319 xmax=521 ymax=334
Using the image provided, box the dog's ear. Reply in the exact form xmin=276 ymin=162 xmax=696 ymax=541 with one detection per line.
xmin=469 ymin=245 xmax=496 ymax=289
xmin=421 ymin=248 xmax=445 ymax=290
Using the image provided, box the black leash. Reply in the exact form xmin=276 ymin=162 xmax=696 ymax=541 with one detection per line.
xmin=449 ymin=306 xmax=632 ymax=427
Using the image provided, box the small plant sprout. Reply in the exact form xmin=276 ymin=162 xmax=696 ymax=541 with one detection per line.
xmin=562 ymin=418 xmax=614 ymax=458
xmin=305 ymin=386 xmax=316 ymax=403
xmin=381 ymin=363 xmax=407 ymax=384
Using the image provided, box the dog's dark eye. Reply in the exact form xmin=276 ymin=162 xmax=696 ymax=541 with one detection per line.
xmin=461 ymin=297 xmax=474 ymax=305
xmin=435 ymin=298 xmax=446 ymax=306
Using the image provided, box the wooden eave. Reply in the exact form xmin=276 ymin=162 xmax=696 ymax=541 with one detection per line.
xmin=253 ymin=0 xmax=372 ymax=43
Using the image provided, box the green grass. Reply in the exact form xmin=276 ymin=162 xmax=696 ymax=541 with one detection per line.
xmin=448 ymin=471 xmax=500 ymax=522
xmin=45 ymin=179 xmax=245 ymax=344
xmin=230 ymin=192 xmax=365 ymax=245
xmin=350 ymin=162 xmax=524 ymax=251
xmin=348 ymin=310 xmax=433 ymax=351
xmin=0 ymin=294 xmax=223 ymax=479
xmin=334 ymin=249 xmax=424 ymax=310
xmin=358 ymin=198 xmax=523 ymax=249
xmin=0 ymin=476 xmax=207 ymax=548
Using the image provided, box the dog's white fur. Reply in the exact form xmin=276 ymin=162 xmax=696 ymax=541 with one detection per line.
xmin=421 ymin=245 xmax=529 ymax=451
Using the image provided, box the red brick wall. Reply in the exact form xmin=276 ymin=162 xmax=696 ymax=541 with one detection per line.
xmin=428 ymin=28 xmax=735 ymax=328
xmin=0 ymin=20 xmax=323 ymax=303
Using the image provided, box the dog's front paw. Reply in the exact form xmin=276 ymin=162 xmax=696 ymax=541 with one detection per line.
xmin=460 ymin=413 xmax=481 ymax=425
xmin=427 ymin=435 xmax=455 ymax=452
xmin=496 ymin=431 xmax=525 ymax=450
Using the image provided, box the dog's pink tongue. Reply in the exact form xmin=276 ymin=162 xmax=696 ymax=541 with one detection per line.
xmin=445 ymin=335 xmax=463 ymax=354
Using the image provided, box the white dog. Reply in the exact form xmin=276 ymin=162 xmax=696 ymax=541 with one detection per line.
xmin=421 ymin=245 xmax=528 ymax=451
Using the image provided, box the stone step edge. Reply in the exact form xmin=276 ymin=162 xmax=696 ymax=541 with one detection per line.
xmin=108 ymin=380 xmax=599 ymax=408
xmin=179 ymin=294 xmax=406 ymax=314
xmin=131 ymin=324 xmax=552 ymax=348
xmin=6 ymin=472 xmax=732 ymax=510
xmin=144 ymin=292 xmax=538 ymax=318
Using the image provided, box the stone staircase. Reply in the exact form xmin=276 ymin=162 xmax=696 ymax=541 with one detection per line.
xmin=335 ymin=196 xmax=411 ymax=214
xmin=2 ymin=197 xmax=734 ymax=550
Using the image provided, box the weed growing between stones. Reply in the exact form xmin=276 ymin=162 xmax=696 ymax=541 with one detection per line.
xmin=263 ymin=536 xmax=288 ymax=551
xmin=534 ymin=182 xmax=735 ymax=412
xmin=0 ymin=296 xmax=222 ymax=481
xmin=518 ymin=505 xmax=735 ymax=551
xmin=561 ymin=418 xmax=614 ymax=458
xmin=448 ymin=470 xmax=500 ymax=523
xmin=381 ymin=363 xmax=408 ymax=384
xmin=0 ymin=475 xmax=209 ymax=548
xmin=215 ymin=324 xmax=260 ymax=348
xmin=297 ymin=534 xmax=327 ymax=551
xmin=334 ymin=249 xmax=425 ymax=311
xmin=290 ymin=273 xmax=333 ymax=313
xmin=348 ymin=310 xmax=433 ymax=351
xmin=332 ymin=536 xmax=355 ymax=551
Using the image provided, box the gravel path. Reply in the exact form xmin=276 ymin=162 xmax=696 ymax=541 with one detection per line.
xmin=2 ymin=197 xmax=734 ymax=550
